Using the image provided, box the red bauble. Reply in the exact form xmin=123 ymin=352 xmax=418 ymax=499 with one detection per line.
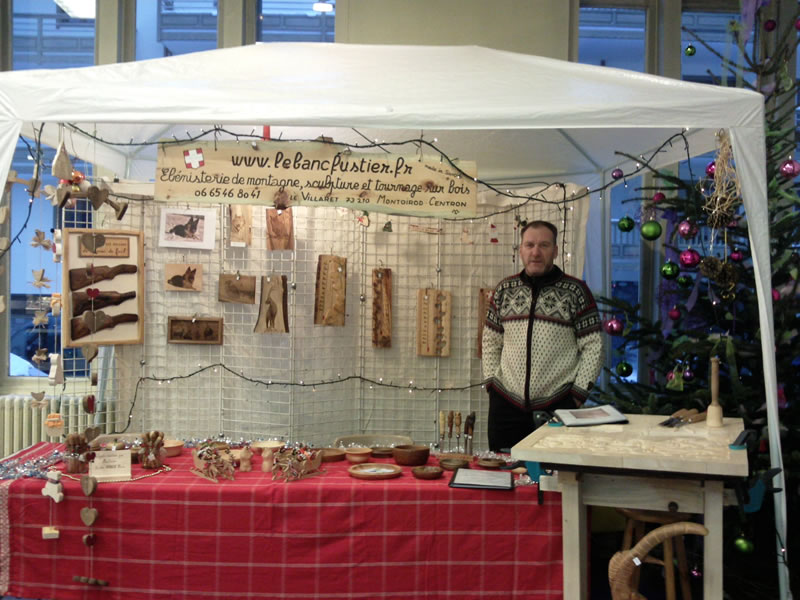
xmin=603 ymin=318 xmax=624 ymax=336
xmin=772 ymin=289 xmax=780 ymax=302
xmin=59 ymin=178 xmax=71 ymax=186
xmin=71 ymin=170 xmax=85 ymax=184
xmin=666 ymin=371 xmax=675 ymax=382
xmin=679 ymin=248 xmax=701 ymax=268
xmin=677 ymin=220 xmax=699 ymax=240
xmin=668 ymin=306 xmax=681 ymax=320
xmin=779 ymin=159 xmax=800 ymax=178
xmin=651 ymin=191 xmax=666 ymax=204
xmin=764 ymin=19 xmax=777 ymax=32
xmin=705 ymin=161 xmax=716 ymax=177
xmin=796 ymin=16 xmax=800 ymax=31
xmin=730 ymin=249 xmax=744 ymax=262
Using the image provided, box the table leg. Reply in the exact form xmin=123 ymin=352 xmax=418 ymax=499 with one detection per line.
xmin=560 ymin=471 xmax=588 ymax=600
xmin=703 ymin=480 xmax=723 ymax=600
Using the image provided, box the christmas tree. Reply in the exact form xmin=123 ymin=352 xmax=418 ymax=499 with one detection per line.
xmin=592 ymin=6 xmax=797 ymax=597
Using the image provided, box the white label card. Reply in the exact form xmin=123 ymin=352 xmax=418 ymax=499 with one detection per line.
xmin=89 ymin=450 xmax=132 ymax=482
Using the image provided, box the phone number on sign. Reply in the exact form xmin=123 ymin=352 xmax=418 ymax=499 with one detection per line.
xmin=194 ymin=187 xmax=262 ymax=200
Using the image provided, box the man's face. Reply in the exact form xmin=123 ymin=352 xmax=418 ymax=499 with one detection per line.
xmin=520 ymin=226 xmax=558 ymax=276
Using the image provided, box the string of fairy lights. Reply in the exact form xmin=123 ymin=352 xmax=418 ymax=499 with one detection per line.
xmin=3 ymin=125 xmax=698 ymax=433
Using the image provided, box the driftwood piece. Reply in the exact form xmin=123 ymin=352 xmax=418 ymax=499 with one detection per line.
xmin=254 ymin=275 xmax=288 ymax=333
xmin=477 ymin=287 xmax=493 ymax=357
xmin=72 ymin=290 xmax=136 ymax=317
xmin=314 ymin=255 xmax=346 ymax=326
xmin=372 ymin=268 xmax=392 ymax=348
xmin=416 ymin=288 xmax=451 ymax=357
xmin=71 ymin=312 xmax=138 ymax=341
xmin=608 ymin=521 xmax=707 ymax=600
xmin=69 ymin=264 xmax=138 ymax=291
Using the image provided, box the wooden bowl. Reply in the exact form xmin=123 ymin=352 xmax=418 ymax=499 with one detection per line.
xmin=412 ymin=466 xmax=443 ymax=480
xmin=345 ymin=447 xmax=373 ymax=463
xmin=163 ymin=440 xmax=184 ymax=457
xmin=439 ymin=457 xmax=469 ymax=471
xmin=252 ymin=440 xmax=284 ymax=455
xmin=370 ymin=446 xmax=394 ymax=458
xmin=320 ymin=448 xmax=346 ymax=462
xmin=477 ymin=457 xmax=506 ymax=469
xmin=392 ymin=445 xmax=430 ymax=466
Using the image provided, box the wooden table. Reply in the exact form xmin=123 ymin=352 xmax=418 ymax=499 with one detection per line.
xmin=511 ymin=414 xmax=748 ymax=600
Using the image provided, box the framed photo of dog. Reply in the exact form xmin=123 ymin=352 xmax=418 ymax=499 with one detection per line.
xmin=158 ymin=208 xmax=217 ymax=250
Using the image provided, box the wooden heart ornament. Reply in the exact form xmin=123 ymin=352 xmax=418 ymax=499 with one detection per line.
xmin=82 ymin=394 xmax=96 ymax=414
xmin=84 ymin=426 xmax=101 ymax=442
xmin=80 ymin=233 xmax=105 ymax=253
xmin=80 ymin=475 xmax=97 ymax=496
xmin=80 ymin=507 xmax=98 ymax=526
xmin=83 ymin=310 xmax=111 ymax=334
xmin=87 ymin=186 xmax=109 ymax=211
xmin=86 ymin=288 xmax=100 ymax=299
xmin=81 ymin=344 xmax=98 ymax=364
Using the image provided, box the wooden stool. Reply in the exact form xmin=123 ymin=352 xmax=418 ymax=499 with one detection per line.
xmin=617 ymin=508 xmax=694 ymax=600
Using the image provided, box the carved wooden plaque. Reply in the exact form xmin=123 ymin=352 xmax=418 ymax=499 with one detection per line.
xmin=416 ymin=288 xmax=451 ymax=357
xmin=314 ymin=255 xmax=346 ymax=326
xmin=266 ymin=207 xmax=294 ymax=250
xmin=254 ymin=275 xmax=288 ymax=334
xmin=477 ymin=287 xmax=494 ymax=357
xmin=229 ymin=204 xmax=252 ymax=247
xmin=372 ymin=268 xmax=392 ymax=348
xmin=218 ymin=273 xmax=257 ymax=304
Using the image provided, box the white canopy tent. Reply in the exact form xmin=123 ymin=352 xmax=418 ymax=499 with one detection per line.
xmin=0 ymin=43 xmax=787 ymax=594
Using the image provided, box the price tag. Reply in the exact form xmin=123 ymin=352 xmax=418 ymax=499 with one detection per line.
xmin=89 ymin=449 xmax=132 ymax=482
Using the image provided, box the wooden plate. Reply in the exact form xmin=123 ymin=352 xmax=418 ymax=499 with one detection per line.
xmin=348 ymin=463 xmax=403 ymax=480
xmin=477 ymin=458 xmax=506 ymax=469
xmin=320 ymin=448 xmax=345 ymax=462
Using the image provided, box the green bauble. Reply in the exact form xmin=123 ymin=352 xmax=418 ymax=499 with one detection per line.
xmin=734 ymin=536 xmax=754 ymax=554
xmin=640 ymin=220 xmax=663 ymax=241
xmin=617 ymin=216 xmax=635 ymax=233
xmin=661 ymin=260 xmax=680 ymax=280
xmin=684 ymin=44 xmax=697 ymax=56
xmin=677 ymin=275 xmax=693 ymax=289
xmin=615 ymin=361 xmax=633 ymax=377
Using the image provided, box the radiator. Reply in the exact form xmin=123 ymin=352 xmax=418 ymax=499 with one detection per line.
xmin=0 ymin=394 xmax=95 ymax=459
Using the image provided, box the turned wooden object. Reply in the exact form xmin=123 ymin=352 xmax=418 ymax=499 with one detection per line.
xmin=707 ymin=357 xmax=723 ymax=428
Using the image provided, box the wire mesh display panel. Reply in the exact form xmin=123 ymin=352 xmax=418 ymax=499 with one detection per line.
xmin=88 ymin=182 xmax=589 ymax=450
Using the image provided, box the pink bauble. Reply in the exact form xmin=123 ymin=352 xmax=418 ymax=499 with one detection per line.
xmin=603 ymin=318 xmax=624 ymax=336
xmin=772 ymin=289 xmax=780 ymax=302
xmin=796 ymin=16 xmax=800 ymax=30
xmin=683 ymin=368 xmax=695 ymax=382
xmin=668 ymin=306 xmax=681 ymax=320
xmin=730 ymin=249 xmax=744 ymax=262
xmin=652 ymin=191 xmax=666 ymax=204
xmin=779 ymin=159 xmax=800 ymax=178
xmin=677 ymin=220 xmax=699 ymax=240
xmin=679 ymin=248 xmax=701 ymax=268
xmin=764 ymin=19 xmax=777 ymax=32
xmin=705 ymin=161 xmax=716 ymax=177
xmin=666 ymin=371 xmax=675 ymax=382
xmin=611 ymin=168 xmax=624 ymax=180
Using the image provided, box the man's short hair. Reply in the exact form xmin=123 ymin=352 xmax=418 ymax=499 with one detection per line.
xmin=520 ymin=220 xmax=558 ymax=244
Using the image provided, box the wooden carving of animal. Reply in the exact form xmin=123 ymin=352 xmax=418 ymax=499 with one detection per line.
xmin=608 ymin=521 xmax=708 ymax=600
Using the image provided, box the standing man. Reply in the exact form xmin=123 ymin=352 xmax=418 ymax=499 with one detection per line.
xmin=482 ymin=220 xmax=604 ymax=451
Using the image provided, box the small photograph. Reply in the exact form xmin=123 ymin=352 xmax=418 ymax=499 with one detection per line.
xmin=159 ymin=208 xmax=216 ymax=250
xmin=218 ymin=273 xmax=257 ymax=304
xmin=165 ymin=263 xmax=203 ymax=292
xmin=167 ymin=316 xmax=223 ymax=345
xmin=266 ymin=207 xmax=294 ymax=250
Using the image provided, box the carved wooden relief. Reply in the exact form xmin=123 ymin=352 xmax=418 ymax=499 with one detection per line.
xmin=372 ymin=268 xmax=392 ymax=348
xmin=254 ymin=275 xmax=288 ymax=334
xmin=416 ymin=288 xmax=451 ymax=357
xmin=314 ymin=255 xmax=346 ymax=326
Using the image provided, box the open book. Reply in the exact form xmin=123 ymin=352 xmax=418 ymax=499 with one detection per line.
xmin=554 ymin=404 xmax=628 ymax=427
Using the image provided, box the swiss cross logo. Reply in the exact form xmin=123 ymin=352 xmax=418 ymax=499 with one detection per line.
xmin=183 ymin=148 xmax=204 ymax=169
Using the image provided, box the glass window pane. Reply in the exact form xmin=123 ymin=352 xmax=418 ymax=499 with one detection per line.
xmin=682 ymin=12 xmax=755 ymax=86
xmin=137 ymin=0 xmax=218 ymax=60
xmin=579 ymin=7 xmax=645 ymax=71
xmin=259 ymin=0 xmax=335 ymax=42
xmin=8 ymin=2 xmax=95 ymax=378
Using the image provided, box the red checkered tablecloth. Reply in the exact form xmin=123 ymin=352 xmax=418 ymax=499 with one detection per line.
xmin=1 ymin=443 xmax=562 ymax=600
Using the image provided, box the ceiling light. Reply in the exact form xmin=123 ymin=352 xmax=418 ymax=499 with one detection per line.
xmin=312 ymin=2 xmax=333 ymax=13
xmin=54 ymin=0 xmax=95 ymax=19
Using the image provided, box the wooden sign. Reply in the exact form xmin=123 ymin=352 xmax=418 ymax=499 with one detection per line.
xmin=254 ymin=275 xmax=288 ymax=334
xmin=372 ymin=268 xmax=392 ymax=348
xmin=477 ymin=287 xmax=494 ymax=357
xmin=155 ymin=140 xmax=478 ymax=218
xmin=314 ymin=255 xmax=346 ymax=327
xmin=416 ymin=288 xmax=451 ymax=357
xmin=78 ymin=234 xmax=130 ymax=258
